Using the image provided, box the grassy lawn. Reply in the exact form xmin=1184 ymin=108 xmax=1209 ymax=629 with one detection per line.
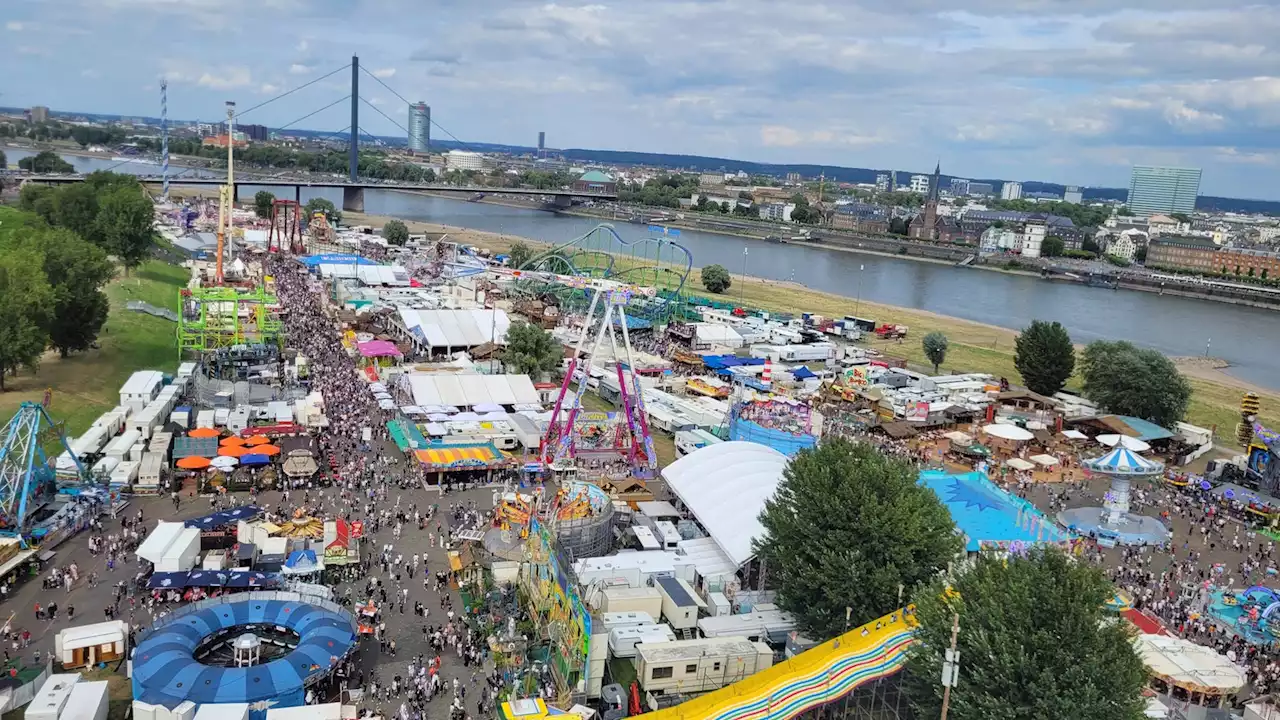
xmin=0 ymin=260 xmax=186 ymax=437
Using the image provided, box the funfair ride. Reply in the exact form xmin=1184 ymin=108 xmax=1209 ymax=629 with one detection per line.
xmin=541 ymin=282 xmax=659 ymax=480
xmin=0 ymin=402 xmax=86 ymax=537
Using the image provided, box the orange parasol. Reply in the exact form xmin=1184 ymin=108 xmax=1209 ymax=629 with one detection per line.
xmin=218 ymin=445 xmax=250 ymax=458
xmin=243 ymin=435 xmax=270 ymax=446
xmin=256 ymin=445 xmax=281 ymax=456
xmin=176 ymin=456 xmax=212 ymax=470
xmin=220 ymin=436 xmax=246 ymax=447
xmin=188 ymin=427 xmax=220 ymax=439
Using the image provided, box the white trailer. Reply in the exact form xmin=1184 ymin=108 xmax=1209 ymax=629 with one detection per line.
xmin=103 ymin=429 xmax=141 ymax=460
xmin=195 ymin=409 xmax=216 ymax=429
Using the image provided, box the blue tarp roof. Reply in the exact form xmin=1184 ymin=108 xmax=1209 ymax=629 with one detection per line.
xmin=918 ymin=470 xmax=1072 ymax=552
xmin=148 ymin=572 xmax=191 ymax=589
xmin=1110 ymin=415 xmax=1176 ymax=441
xmin=184 ymin=506 xmax=262 ymax=529
xmin=300 ymin=254 xmax=380 ymax=267
xmin=702 ymin=355 xmax=766 ymax=370
xmin=791 ymin=366 xmax=817 ymax=380
xmin=132 ymin=598 xmax=356 ymax=708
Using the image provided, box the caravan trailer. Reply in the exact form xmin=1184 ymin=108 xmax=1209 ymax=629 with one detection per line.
xmin=674 ymin=428 xmax=722 ymax=457
xmin=608 ymin=624 xmax=676 ymax=659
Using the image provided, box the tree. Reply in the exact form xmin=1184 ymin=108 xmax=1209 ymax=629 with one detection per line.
xmin=18 ymin=184 xmax=58 ymax=224
xmin=0 ymin=149 xmax=5 ymax=169
xmin=754 ymin=438 xmax=962 ymax=638
xmin=905 ymin=548 xmax=1147 ymax=720
xmin=1135 ymin=246 xmax=1147 ymax=263
xmin=922 ymin=331 xmax=948 ymax=373
xmin=1171 ymin=212 xmax=1192 ymax=224
xmin=1014 ymin=320 xmax=1075 ymax=396
xmin=1041 ymin=236 xmax=1065 ymax=257
xmin=96 ymin=186 xmax=155 ymax=272
xmin=1081 ymin=237 xmax=1100 ymax=254
xmin=304 ymin=197 xmax=341 ymax=226
xmin=253 ymin=191 xmax=275 ymax=220
xmin=52 ymin=182 xmax=102 ymax=241
xmin=508 ymin=241 xmax=534 ymax=269
xmin=17 ymin=150 xmax=74 ymax=173
xmin=888 ymin=217 xmax=908 ymax=235
xmin=0 ymin=247 xmax=54 ymax=390
xmin=501 ymin=321 xmax=562 ymax=378
xmin=36 ymin=227 xmax=114 ymax=358
xmin=1079 ymin=340 xmax=1192 ymax=428
xmin=383 ymin=219 xmax=409 ymax=246
xmin=701 ymin=264 xmax=732 ymax=294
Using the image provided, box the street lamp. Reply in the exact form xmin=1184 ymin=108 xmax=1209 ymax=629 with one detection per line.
xmin=940 ymin=613 xmax=961 ymax=720
xmin=854 ymin=264 xmax=865 ymax=316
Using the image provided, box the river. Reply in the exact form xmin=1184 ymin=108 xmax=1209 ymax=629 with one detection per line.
xmin=11 ymin=148 xmax=1280 ymax=391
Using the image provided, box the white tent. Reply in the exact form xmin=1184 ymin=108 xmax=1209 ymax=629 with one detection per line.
xmin=156 ymin=527 xmax=200 ymax=572
xmin=136 ymin=522 xmax=185 ymax=566
xmin=661 ymin=441 xmax=787 ymax=567
xmin=1060 ymin=429 xmax=1087 ymax=441
xmin=1029 ymin=454 xmax=1060 ymax=467
xmin=1097 ymin=434 xmax=1151 ymax=453
xmin=401 ymin=373 xmax=539 ymax=408
xmin=397 ymin=308 xmax=511 ymax=349
xmin=982 ymin=424 xmax=1034 ymax=442
xmin=694 ymin=323 xmax=744 ymax=349
xmin=1006 ymin=458 xmax=1036 ymax=471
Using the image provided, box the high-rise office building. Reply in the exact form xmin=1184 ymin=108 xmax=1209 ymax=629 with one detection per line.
xmin=1001 ymin=181 xmax=1023 ymax=200
xmin=29 ymin=106 xmax=49 ymax=123
xmin=408 ymin=102 xmax=430 ymax=153
xmin=537 ymin=131 xmax=545 ymax=151
xmin=1127 ymin=165 xmax=1201 ymax=217
xmin=1063 ymin=185 xmax=1083 ymax=204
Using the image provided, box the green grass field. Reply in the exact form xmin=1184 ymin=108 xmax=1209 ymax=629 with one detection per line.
xmin=0 ymin=260 xmax=186 ymax=437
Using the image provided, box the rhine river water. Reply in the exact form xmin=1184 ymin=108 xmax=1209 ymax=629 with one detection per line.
xmin=10 ymin=148 xmax=1280 ymax=391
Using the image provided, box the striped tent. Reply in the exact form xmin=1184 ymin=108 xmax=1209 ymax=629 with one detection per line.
xmin=1082 ymin=446 xmax=1163 ymax=476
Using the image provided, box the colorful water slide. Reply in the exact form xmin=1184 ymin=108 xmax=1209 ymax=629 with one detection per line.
xmin=641 ymin=609 xmax=916 ymax=720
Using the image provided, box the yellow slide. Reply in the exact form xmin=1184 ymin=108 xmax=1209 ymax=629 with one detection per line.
xmin=641 ymin=609 xmax=916 ymax=720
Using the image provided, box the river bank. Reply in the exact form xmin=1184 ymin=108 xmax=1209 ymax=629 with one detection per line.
xmin=341 ymin=208 xmax=1280 ymax=441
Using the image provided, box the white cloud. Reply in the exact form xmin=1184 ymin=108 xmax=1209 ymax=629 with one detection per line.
xmin=296 ymin=39 xmax=308 ymax=52
xmin=258 ymin=83 xmax=280 ymax=94
xmin=372 ymin=67 xmax=396 ymax=79
xmin=288 ymin=63 xmax=312 ymax=75
xmin=5 ymin=21 xmax=24 ymax=31
xmin=196 ymin=67 xmax=252 ymax=90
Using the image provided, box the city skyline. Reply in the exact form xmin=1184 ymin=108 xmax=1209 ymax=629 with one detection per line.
xmin=4 ymin=1 xmax=1280 ymax=198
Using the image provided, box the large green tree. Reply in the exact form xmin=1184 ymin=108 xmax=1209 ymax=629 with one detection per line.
xmin=18 ymin=184 xmax=58 ymax=224
xmin=922 ymin=331 xmax=949 ymax=373
xmin=508 ymin=240 xmax=534 ymax=269
xmin=905 ymin=548 xmax=1147 ymax=720
xmin=96 ymin=186 xmax=155 ymax=272
xmin=52 ymin=182 xmax=102 ymax=241
xmin=701 ymin=264 xmax=732 ymax=293
xmin=39 ymin=228 xmax=114 ymax=358
xmin=17 ymin=150 xmax=74 ymax=173
xmin=501 ymin=321 xmax=563 ymax=377
xmin=753 ymin=438 xmax=963 ymax=638
xmin=0 ymin=247 xmax=54 ymax=390
xmin=1014 ymin=320 xmax=1076 ymax=396
xmin=382 ymin=219 xmax=410 ymax=246
xmin=1080 ymin=340 xmax=1191 ymax=427
xmin=254 ymin=191 xmax=276 ymax=220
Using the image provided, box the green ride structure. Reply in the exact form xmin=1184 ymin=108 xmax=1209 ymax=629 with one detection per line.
xmin=177 ymin=285 xmax=284 ymax=358
xmin=510 ymin=224 xmax=697 ymax=329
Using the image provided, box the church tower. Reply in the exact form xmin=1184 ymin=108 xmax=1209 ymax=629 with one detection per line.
xmin=912 ymin=162 xmax=942 ymax=240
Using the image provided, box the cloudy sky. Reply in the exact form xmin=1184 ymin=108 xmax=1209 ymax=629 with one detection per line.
xmin=5 ymin=0 xmax=1280 ymax=197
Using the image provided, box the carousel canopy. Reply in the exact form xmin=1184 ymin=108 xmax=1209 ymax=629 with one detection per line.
xmin=1083 ymin=446 xmax=1163 ymax=476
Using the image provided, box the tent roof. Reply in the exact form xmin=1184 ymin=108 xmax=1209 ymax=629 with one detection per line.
xmin=1083 ymin=446 xmax=1163 ymax=475
xmin=356 ymin=340 xmax=401 ymax=358
xmin=137 ymin=521 xmax=185 ymax=565
xmin=661 ymin=441 xmax=788 ymax=567
xmin=1134 ymin=634 xmax=1247 ymax=692
xmin=402 ymin=373 xmax=539 ymax=408
xmin=397 ymin=308 xmax=510 ymax=349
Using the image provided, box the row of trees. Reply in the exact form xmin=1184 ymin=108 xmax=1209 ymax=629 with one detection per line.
xmin=0 ymin=120 xmax=130 ymax=147
xmin=134 ymin=139 xmax=437 ymax=183
xmin=0 ymin=205 xmax=117 ymax=389
xmin=17 ymin=150 xmax=75 ymax=174
xmin=18 ymin=172 xmax=157 ymax=273
xmin=755 ymin=437 xmax=1147 ymax=719
xmin=1014 ymin=320 xmax=1191 ymax=427
xmin=617 ymin=174 xmax=699 ymax=208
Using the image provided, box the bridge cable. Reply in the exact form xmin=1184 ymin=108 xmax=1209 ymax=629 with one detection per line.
xmin=358 ymin=96 xmax=411 ymax=137
xmin=358 ymin=67 xmax=480 ymax=152
xmin=231 ymin=63 xmax=351 ymax=122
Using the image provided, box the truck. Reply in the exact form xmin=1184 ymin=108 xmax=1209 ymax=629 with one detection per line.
xmin=874 ymin=323 xmax=909 ymax=339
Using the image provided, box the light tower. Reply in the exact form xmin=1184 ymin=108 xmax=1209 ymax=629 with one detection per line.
xmin=160 ymin=79 xmax=169 ymax=201
xmin=215 ymin=100 xmax=235 ymax=284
